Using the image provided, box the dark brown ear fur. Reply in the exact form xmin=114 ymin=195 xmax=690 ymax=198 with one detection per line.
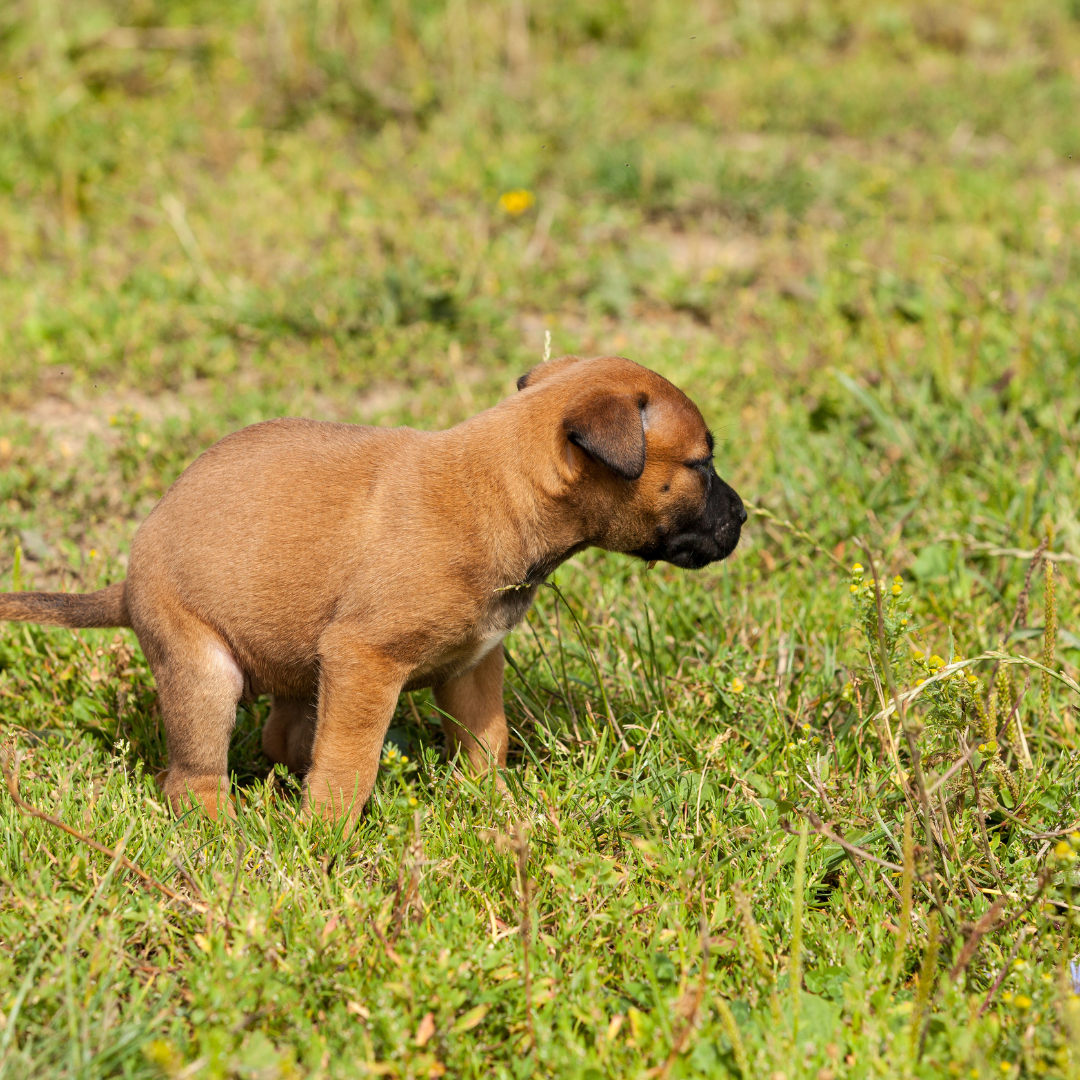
xmin=562 ymin=392 xmax=646 ymax=481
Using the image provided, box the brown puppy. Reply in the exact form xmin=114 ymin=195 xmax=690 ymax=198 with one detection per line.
xmin=0 ymin=356 xmax=745 ymax=822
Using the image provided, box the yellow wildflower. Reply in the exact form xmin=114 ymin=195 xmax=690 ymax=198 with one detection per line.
xmin=729 ymin=677 xmax=746 ymax=694
xmin=499 ymin=189 xmax=535 ymax=216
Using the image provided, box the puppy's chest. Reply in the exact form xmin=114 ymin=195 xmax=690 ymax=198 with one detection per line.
xmin=445 ymin=586 xmax=537 ymax=666
xmin=487 ymin=584 xmax=538 ymax=633
xmin=403 ymin=587 xmax=536 ymax=690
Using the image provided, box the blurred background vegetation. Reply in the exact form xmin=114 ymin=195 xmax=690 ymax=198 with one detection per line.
xmin=1 ymin=0 xmax=1078 ymax=571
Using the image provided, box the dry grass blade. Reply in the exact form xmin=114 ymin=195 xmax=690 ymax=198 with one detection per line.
xmin=966 ymin=758 xmax=1005 ymax=890
xmin=1040 ymin=550 xmax=1057 ymax=730
xmin=389 ymin=811 xmax=426 ymax=944
xmin=866 ymin=653 xmax=1080 ymax=730
xmin=934 ymin=535 xmax=1080 ymax=567
xmin=512 ymin=820 xmax=535 ymax=1049
xmin=370 ymin=918 xmax=404 ymax=966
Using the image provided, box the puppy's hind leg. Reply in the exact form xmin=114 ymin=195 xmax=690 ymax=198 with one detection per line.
xmin=139 ymin=609 xmax=244 ymax=821
xmin=435 ymin=644 xmax=508 ymax=777
xmin=262 ymin=697 xmax=318 ymax=775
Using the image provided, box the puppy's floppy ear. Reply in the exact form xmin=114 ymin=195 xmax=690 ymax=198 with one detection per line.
xmin=517 ymin=354 xmax=586 ymax=391
xmin=563 ymin=392 xmax=646 ymax=481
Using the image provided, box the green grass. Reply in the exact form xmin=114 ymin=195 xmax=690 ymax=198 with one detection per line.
xmin=2 ymin=0 xmax=1080 ymax=1075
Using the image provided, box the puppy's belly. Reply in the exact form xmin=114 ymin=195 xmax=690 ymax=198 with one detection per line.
xmin=239 ymin=632 xmax=505 ymax=699
xmin=242 ymin=664 xmax=318 ymax=702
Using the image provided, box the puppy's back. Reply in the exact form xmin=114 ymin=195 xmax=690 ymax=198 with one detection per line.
xmin=127 ymin=419 xmax=428 ymax=667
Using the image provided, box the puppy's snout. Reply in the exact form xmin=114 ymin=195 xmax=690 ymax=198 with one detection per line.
xmin=730 ymin=490 xmax=747 ymax=526
xmin=709 ymin=478 xmax=744 ymax=560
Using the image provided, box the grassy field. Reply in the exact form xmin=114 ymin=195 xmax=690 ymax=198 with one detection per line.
xmin=1 ymin=0 xmax=1080 ymax=1076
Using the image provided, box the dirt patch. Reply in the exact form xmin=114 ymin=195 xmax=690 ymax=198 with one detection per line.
xmin=643 ymin=226 xmax=760 ymax=277
xmin=20 ymin=389 xmax=195 ymax=457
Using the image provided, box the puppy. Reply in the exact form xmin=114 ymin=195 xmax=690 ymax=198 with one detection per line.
xmin=0 ymin=356 xmax=745 ymax=821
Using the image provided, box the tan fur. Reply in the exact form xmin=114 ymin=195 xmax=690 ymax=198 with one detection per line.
xmin=0 ymin=357 xmax=744 ymax=824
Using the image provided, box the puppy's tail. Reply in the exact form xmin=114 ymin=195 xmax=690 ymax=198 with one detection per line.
xmin=0 ymin=581 xmax=131 ymax=629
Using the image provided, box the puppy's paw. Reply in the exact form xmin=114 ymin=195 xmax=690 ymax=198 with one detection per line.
xmin=301 ymin=770 xmax=367 ymax=831
xmin=159 ymin=770 xmax=236 ymax=821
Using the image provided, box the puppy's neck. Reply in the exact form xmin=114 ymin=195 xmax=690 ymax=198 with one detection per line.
xmin=447 ymin=406 xmax=590 ymax=590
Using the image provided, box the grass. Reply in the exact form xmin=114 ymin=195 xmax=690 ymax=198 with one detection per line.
xmin=1 ymin=0 xmax=1080 ymax=1075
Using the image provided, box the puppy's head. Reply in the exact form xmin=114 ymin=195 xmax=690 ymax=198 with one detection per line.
xmin=517 ymin=356 xmax=746 ymax=569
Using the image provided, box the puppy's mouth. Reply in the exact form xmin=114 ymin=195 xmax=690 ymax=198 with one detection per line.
xmin=641 ymin=524 xmax=742 ymax=570
xmin=634 ymin=482 xmax=747 ymax=571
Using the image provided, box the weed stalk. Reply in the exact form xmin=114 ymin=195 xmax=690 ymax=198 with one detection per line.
xmin=716 ymin=998 xmax=750 ymax=1079
xmin=1041 ymin=539 xmax=1057 ymax=731
xmin=911 ymin=910 xmax=941 ymax=1059
xmin=890 ymin=814 xmax=913 ymax=991
xmin=790 ymin=816 xmax=808 ymax=1035
xmin=732 ymin=882 xmax=782 ymax=1028
xmin=861 ymin=543 xmax=949 ymax=928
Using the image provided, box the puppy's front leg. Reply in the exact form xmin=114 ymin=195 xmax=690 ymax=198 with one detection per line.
xmin=304 ymin=627 xmax=409 ymax=823
xmin=435 ymin=644 xmax=508 ymax=775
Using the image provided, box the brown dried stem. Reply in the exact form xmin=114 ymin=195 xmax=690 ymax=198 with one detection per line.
xmin=513 ymin=821 xmax=535 ymax=1049
xmin=783 ymin=810 xmax=902 ymax=872
xmin=978 ymin=927 xmax=1031 ymax=1017
xmin=1 ymin=748 xmax=205 ymax=914
xmin=966 ymin=758 xmax=1005 ymax=890
xmin=948 ymin=896 xmax=1008 ymax=981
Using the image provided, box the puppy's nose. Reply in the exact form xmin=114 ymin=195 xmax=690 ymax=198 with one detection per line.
xmin=736 ymin=499 xmax=747 ymax=525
